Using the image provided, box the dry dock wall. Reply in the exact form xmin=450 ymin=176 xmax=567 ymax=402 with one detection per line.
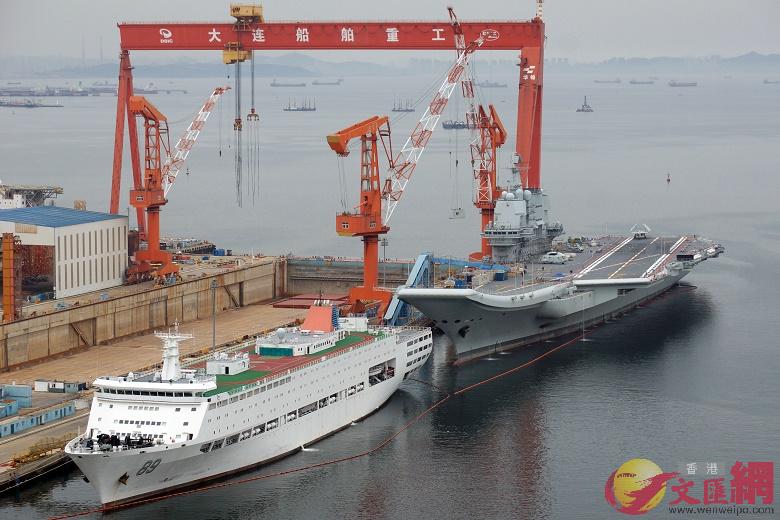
xmin=286 ymin=257 xmax=412 ymax=295
xmin=0 ymin=258 xmax=284 ymax=371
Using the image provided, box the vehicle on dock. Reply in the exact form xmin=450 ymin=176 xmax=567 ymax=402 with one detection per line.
xmin=540 ymin=251 xmax=567 ymax=264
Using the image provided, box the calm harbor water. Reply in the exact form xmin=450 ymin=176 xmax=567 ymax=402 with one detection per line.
xmin=0 ymin=67 xmax=778 ymax=519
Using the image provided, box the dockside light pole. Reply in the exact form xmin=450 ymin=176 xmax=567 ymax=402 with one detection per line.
xmin=381 ymin=238 xmax=389 ymax=287
xmin=211 ymin=278 xmax=217 ymax=349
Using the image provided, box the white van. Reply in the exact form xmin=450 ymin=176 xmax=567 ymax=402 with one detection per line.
xmin=540 ymin=251 xmax=568 ymax=264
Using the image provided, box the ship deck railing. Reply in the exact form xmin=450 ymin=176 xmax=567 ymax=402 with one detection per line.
xmin=68 ymin=437 xmax=160 ymax=454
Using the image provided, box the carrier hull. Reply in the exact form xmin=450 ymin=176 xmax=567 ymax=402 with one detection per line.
xmin=400 ymin=272 xmax=687 ymax=362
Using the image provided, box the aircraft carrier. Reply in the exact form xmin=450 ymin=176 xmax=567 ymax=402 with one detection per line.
xmin=398 ymin=190 xmax=723 ymax=362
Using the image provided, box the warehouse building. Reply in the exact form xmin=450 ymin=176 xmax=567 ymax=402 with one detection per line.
xmin=0 ymin=206 xmax=128 ymax=299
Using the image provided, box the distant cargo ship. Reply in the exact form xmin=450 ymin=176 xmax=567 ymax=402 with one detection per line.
xmin=594 ymin=79 xmax=621 ymax=84
xmin=311 ymin=79 xmax=343 ymax=85
xmin=763 ymin=79 xmax=780 ymax=85
xmin=668 ymin=81 xmax=698 ymax=87
xmin=271 ymin=79 xmax=306 ymax=87
xmin=391 ymin=99 xmax=415 ymax=112
xmin=0 ymin=98 xmax=62 ymax=108
xmin=476 ymin=80 xmax=507 ymax=88
xmin=629 ymin=79 xmax=655 ymax=85
xmin=441 ymin=120 xmax=473 ymax=130
xmin=575 ymin=96 xmax=593 ymax=112
xmin=283 ymin=98 xmax=316 ymax=111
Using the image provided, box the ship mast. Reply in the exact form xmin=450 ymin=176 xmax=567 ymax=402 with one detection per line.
xmin=156 ymin=324 xmax=193 ymax=381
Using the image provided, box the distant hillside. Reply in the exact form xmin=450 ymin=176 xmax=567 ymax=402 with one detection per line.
xmin=1 ymin=52 xmax=777 ymax=79
xmin=0 ymin=53 xmax=401 ymax=78
xmin=34 ymin=61 xmax=314 ymax=79
xmin=413 ymin=52 xmax=780 ymax=76
xmin=558 ymin=52 xmax=780 ymax=74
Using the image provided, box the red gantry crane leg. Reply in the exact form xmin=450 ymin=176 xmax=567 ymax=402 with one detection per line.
xmin=327 ymin=116 xmax=393 ymax=316
xmin=113 ymin=13 xmax=546 ymax=216
xmin=112 ymin=51 xmax=146 ymax=239
xmin=516 ymin=45 xmax=544 ymax=190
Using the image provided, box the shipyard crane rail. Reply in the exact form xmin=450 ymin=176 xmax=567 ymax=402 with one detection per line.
xmin=110 ymin=15 xmax=545 ymax=218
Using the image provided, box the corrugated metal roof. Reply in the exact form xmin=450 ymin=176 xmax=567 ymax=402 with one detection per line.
xmin=0 ymin=206 xmax=126 ymax=228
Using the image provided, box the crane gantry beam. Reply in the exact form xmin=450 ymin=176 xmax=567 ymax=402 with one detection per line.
xmin=117 ymin=21 xmax=542 ymax=51
xmin=110 ymin=15 xmax=545 ymax=218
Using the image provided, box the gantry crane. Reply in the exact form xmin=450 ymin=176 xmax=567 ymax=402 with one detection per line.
xmin=111 ymin=10 xmax=546 ymax=242
xmin=328 ymin=21 xmax=492 ymax=317
xmin=469 ymin=104 xmax=507 ymax=261
xmin=327 ymin=116 xmax=392 ymax=315
xmin=126 ymin=87 xmax=229 ymax=283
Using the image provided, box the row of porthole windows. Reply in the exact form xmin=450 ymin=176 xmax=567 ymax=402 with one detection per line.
xmin=407 ymin=341 xmax=432 ymax=358
xmin=406 ymin=352 xmax=430 ymax=367
xmin=113 ymin=432 xmax=167 ymax=440
xmin=96 ymin=388 xmax=201 ymax=397
xmin=201 ymin=382 xmax=365 ymax=453
xmin=405 ymin=333 xmax=431 ymax=347
xmin=116 ymin=419 xmax=165 ymax=426
xmin=208 ymin=377 xmax=292 ymax=410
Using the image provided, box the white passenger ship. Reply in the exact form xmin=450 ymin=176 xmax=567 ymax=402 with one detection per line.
xmin=66 ymin=303 xmax=432 ymax=506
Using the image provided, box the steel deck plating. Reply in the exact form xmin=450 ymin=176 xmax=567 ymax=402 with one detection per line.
xmin=472 ymin=235 xmax=700 ymax=297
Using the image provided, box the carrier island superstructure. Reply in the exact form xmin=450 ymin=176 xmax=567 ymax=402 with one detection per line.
xmin=66 ymin=303 xmax=432 ymax=506
xmin=398 ymin=187 xmax=723 ymax=362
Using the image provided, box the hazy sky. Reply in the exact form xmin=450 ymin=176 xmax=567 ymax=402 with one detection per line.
xmin=1 ymin=0 xmax=779 ymax=63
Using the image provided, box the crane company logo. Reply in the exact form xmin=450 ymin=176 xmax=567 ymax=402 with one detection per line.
xmin=159 ymin=28 xmax=173 ymax=44
xmin=604 ymin=458 xmax=678 ymax=515
xmin=480 ymin=29 xmax=500 ymax=41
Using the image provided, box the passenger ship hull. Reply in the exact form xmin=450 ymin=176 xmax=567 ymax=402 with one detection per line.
xmin=67 ymin=330 xmax=432 ymax=506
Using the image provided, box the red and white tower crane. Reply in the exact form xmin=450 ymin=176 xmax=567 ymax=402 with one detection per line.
xmin=328 ymin=20 xmax=494 ymax=316
xmin=127 ymin=87 xmax=229 ymax=283
xmin=327 ymin=116 xmax=392 ymax=315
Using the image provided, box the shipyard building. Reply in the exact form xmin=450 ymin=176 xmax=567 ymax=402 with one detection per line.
xmin=0 ymin=206 xmax=128 ymax=300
